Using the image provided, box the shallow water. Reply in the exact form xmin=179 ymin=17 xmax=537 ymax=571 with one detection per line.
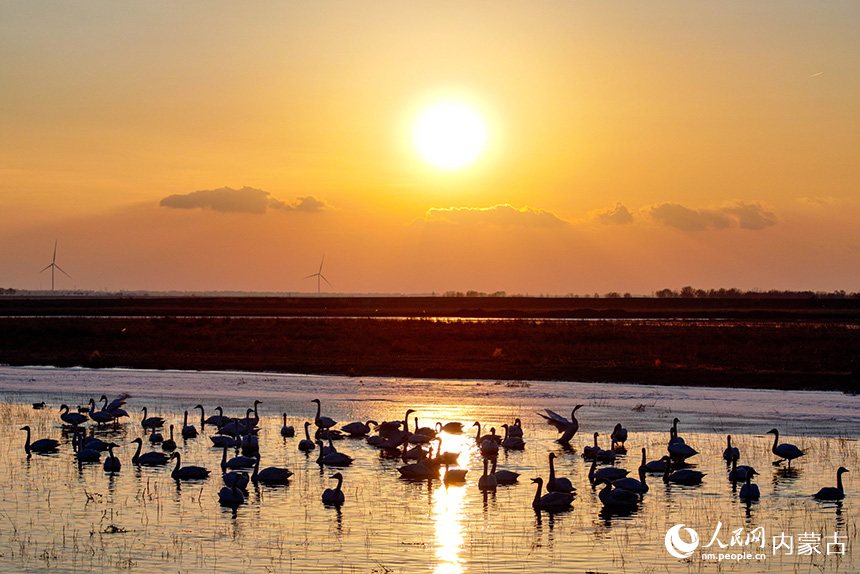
xmin=0 ymin=366 xmax=857 ymax=573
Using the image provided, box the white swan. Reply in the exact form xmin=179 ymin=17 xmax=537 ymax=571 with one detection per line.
xmin=723 ymin=435 xmax=740 ymax=461
xmin=312 ymin=398 xmax=337 ymax=430
xmin=251 ymin=455 xmax=293 ymax=485
xmin=500 ymin=424 xmax=525 ymax=450
xmin=170 ymin=452 xmax=210 ymax=480
xmin=322 ymin=472 xmax=345 ymax=505
xmin=298 ymin=421 xmax=316 ymax=452
xmin=59 ymin=404 xmax=87 ymax=427
xmin=280 ymin=413 xmax=296 ymax=437
xmin=588 ymin=456 xmax=628 ymax=484
xmin=767 ymin=428 xmax=804 ymax=467
xmin=491 ymin=458 xmax=519 ymax=485
xmin=130 ymin=437 xmax=169 ymax=466
xmin=531 ymin=477 xmax=573 ymax=511
xmin=610 ymin=423 xmax=628 ymax=450
xmin=596 ymin=477 xmax=639 ymax=510
xmin=739 ymin=469 xmax=760 ymax=501
xmin=181 ymin=410 xmax=198 ymax=439
xmin=612 ymin=448 xmax=649 ymax=493
xmin=220 ymin=445 xmax=256 ymax=471
xmin=140 ymin=406 xmax=164 ymax=431
xmin=661 ymin=456 xmax=705 ymax=485
xmin=477 ymin=458 xmax=497 ymax=491
xmin=162 ymin=425 xmax=177 ymax=451
xmin=547 ymin=453 xmax=575 ymax=493
xmin=20 ymin=425 xmax=59 ymax=454
xmin=103 ymin=443 xmax=121 ymax=472
xmin=814 ymin=467 xmax=849 ymax=500
xmin=218 ymin=483 xmax=245 ymax=507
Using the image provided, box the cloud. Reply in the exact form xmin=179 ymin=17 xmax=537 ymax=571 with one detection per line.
xmin=159 ymin=186 xmax=329 ymax=214
xmin=418 ymin=204 xmax=567 ymax=228
xmin=648 ymin=201 xmax=776 ymax=231
xmin=592 ymin=202 xmax=634 ymax=225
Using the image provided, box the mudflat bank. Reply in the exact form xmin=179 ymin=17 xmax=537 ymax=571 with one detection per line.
xmin=1 ymin=296 xmax=858 ymax=392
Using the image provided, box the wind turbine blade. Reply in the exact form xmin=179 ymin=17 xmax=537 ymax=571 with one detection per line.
xmin=53 ymin=240 xmax=58 ymax=263
xmin=304 ymin=273 xmax=319 ymax=279
xmin=321 ymin=274 xmax=333 ymax=288
xmin=40 ymin=263 xmax=53 ymax=273
xmin=55 ymin=264 xmax=71 ymax=279
xmin=318 ymin=255 xmax=325 ymax=273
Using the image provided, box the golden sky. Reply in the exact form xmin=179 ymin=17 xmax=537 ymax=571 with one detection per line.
xmin=2 ymin=2 xmax=858 ymax=294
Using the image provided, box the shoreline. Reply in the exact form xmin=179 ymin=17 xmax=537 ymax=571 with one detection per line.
xmin=2 ymin=299 xmax=858 ymax=393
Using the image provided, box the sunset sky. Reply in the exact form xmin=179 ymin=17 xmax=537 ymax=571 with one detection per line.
xmin=2 ymin=2 xmax=858 ymax=295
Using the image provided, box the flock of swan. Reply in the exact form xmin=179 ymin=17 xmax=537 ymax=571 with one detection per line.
xmin=19 ymin=396 xmax=850 ymax=514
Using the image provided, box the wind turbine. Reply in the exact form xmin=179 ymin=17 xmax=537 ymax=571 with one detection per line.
xmin=305 ymin=255 xmax=332 ymax=294
xmin=40 ymin=240 xmax=71 ymax=291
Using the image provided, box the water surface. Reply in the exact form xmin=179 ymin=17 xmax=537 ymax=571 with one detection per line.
xmin=0 ymin=366 xmax=856 ymax=573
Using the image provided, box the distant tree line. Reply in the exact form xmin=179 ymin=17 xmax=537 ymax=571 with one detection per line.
xmin=652 ymin=287 xmax=859 ymax=299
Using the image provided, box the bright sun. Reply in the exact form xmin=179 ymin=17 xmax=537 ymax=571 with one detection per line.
xmin=413 ymin=101 xmax=488 ymax=171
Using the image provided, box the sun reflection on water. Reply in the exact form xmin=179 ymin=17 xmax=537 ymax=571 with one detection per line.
xmin=432 ymin=478 xmax=467 ymax=574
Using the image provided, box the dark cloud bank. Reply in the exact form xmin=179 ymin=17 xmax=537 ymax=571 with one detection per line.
xmin=159 ymin=186 xmax=329 ymax=214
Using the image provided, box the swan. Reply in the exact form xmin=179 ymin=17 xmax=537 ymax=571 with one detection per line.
xmin=667 ymin=429 xmax=698 ymax=462
xmin=500 ymin=424 xmax=525 ymax=450
xmin=610 ymin=423 xmax=628 ymax=450
xmin=437 ymin=421 xmax=464 ymax=435
xmin=472 ymin=422 xmax=500 ymax=445
xmin=251 ymin=455 xmax=293 ymax=485
xmin=140 ymin=407 xmax=164 ymax=431
xmin=162 ymin=425 xmax=177 ymax=451
xmin=413 ymin=417 xmax=437 ymax=438
xmin=547 ymin=453 xmax=575 ymax=493
xmin=480 ymin=434 xmax=500 ymax=458
xmin=210 ymin=433 xmax=240 ymax=449
xmin=280 ymin=413 xmax=296 ymax=437
xmin=195 ymin=404 xmax=228 ymax=428
xmin=728 ymin=457 xmax=754 ymax=483
xmin=298 ymin=421 xmax=316 ymax=452
xmin=88 ymin=398 xmax=114 ymax=427
xmin=312 ymin=398 xmax=337 ymax=430
xmin=478 ymin=458 xmax=497 ymax=491
xmin=612 ymin=448 xmax=649 ymax=493
xmin=20 ymin=425 xmax=59 ymax=454
xmin=341 ymin=419 xmax=376 ymax=437
xmin=322 ymin=472 xmax=345 ymax=505
xmin=181 ymin=411 xmax=198 ymax=439
xmin=644 ymin=456 xmax=669 ymax=473
xmin=149 ymin=429 xmax=164 ymax=444
xmin=583 ymin=432 xmax=616 ymax=462
xmin=218 ymin=483 xmax=245 ymax=507
xmin=74 ymin=429 xmax=101 ymax=462
xmin=661 ymin=456 xmax=705 ymax=485
xmin=100 ymin=395 xmax=129 ymax=419
xmin=398 ymin=457 xmax=436 ymax=479
xmin=669 ymin=418 xmax=685 ymax=445
xmin=507 ymin=418 xmax=524 ymax=439
xmin=490 ymin=458 xmax=520 ymax=485
xmin=443 ymin=464 xmax=468 ymax=484
xmin=595 ymin=477 xmax=639 ymax=510
xmin=531 ymin=477 xmax=574 ymax=511
xmin=723 ymin=435 xmax=740 ymax=461
xmin=223 ymin=470 xmax=249 ymax=491
xmin=82 ymin=429 xmax=110 ymax=451
xmin=170 ymin=452 xmax=210 ymax=480
xmin=103 ymin=443 xmax=121 ymax=472
xmin=814 ymin=467 xmax=849 ymax=500
xmin=537 ymin=405 xmax=583 ymax=433
xmin=130 ymin=438 xmax=169 ymax=466
xmin=316 ymin=440 xmax=353 ymax=467
xmin=220 ymin=445 xmax=256 ymax=471
xmin=241 ymin=431 xmax=259 ymax=457
xmin=739 ymin=469 xmax=760 ymax=501
xmin=588 ymin=457 xmax=629 ymax=484
xmin=59 ymin=404 xmax=87 ymax=427
xmin=247 ymin=399 xmax=262 ymax=428
xmin=767 ymin=428 xmax=804 ymax=467
xmin=218 ymin=409 xmax=255 ymax=438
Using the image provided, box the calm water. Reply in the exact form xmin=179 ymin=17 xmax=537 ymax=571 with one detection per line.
xmin=0 ymin=366 xmax=857 ymax=573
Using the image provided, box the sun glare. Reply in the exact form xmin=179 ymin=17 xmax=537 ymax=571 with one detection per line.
xmin=413 ymin=101 xmax=488 ymax=171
